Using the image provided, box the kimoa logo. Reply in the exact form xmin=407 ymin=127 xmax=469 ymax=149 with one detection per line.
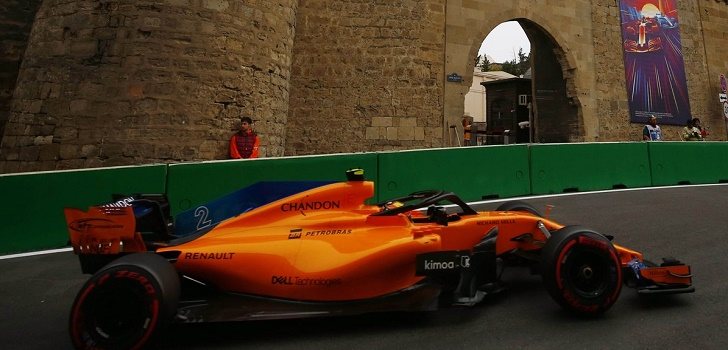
xmin=280 ymin=200 xmax=341 ymax=212
xmin=424 ymin=260 xmax=456 ymax=270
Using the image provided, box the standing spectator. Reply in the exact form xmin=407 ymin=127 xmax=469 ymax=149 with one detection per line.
xmin=462 ymin=115 xmax=472 ymax=146
xmin=693 ymin=118 xmax=709 ymax=139
xmin=642 ymin=115 xmax=662 ymax=141
xmin=229 ymin=116 xmax=260 ymax=159
xmin=681 ymin=118 xmax=702 ymax=141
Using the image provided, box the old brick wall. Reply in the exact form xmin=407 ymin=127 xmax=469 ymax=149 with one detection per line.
xmin=697 ymin=0 xmax=728 ymax=138
xmin=0 ymin=0 xmax=298 ymax=173
xmin=591 ymin=0 xmax=631 ymax=141
xmin=0 ymin=0 xmax=43 ymax=141
xmin=286 ymin=0 xmax=446 ymax=155
xmin=2 ymin=0 xmax=727 ymax=174
xmin=668 ymin=0 xmax=717 ymax=139
xmin=592 ymin=0 xmax=725 ymax=141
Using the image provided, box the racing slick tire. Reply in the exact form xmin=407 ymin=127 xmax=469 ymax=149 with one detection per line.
xmin=541 ymin=226 xmax=622 ymax=315
xmin=69 ymin=253 xmax=180 ymax=350
xmin=496 ymin=200 xmax=542 ymax=216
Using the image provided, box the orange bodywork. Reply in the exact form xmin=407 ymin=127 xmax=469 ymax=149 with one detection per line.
xmin=150 ymin=181 xmax=563 ymax=301
xmin=639 ymin=265 xmax=692 ymax=285
xmin=66 ymin=179 xmax=691 ymax=302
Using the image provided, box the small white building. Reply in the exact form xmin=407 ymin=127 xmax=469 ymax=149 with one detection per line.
xmin=464 ymin=70 xmax=516 ymax=123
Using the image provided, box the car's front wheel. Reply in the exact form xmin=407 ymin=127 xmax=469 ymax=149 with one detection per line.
xmin=541 ymin=226 xmax=622 ymax=315
xmin=69 ymin=253 xmax=179 ymax=350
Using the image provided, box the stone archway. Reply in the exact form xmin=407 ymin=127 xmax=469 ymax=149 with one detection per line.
xmin=518 ymin=19 xmax=581 ymax=143
xmin=445 ymin=2 xmax=599 ymax=144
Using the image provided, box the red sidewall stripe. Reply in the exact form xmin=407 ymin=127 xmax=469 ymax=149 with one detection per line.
xmin=70 ymin=279 xmax=98 ymax=348
xmin=554 ymin=235 xmax=623 ymax=310
xmin=555 ymin=240 xmax=577 ymax=290
xmin=70 ymin=269 xmax=162 ymax=350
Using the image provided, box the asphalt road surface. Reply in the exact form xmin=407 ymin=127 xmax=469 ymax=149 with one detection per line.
xmin=2 ymin=185 xmax=727 ymax=349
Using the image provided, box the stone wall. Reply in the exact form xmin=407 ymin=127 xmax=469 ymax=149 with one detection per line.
xmin=2 ymin=0 xmax=728 ymax=174
xmin=698 ymin=0 xmax=728 ymax=138
xmin=0 ymin=0 xmax=298 ymax=173
xmin=0 ymin=0 xmax=43 ymax=140
xmin=286 ymin=0 xmax=446 ymax=155
xmin=670 ymin=0 xmax=717 ymax=139
xmin=592 ymin=0 xmax=725 ymax=141
xmin=591 ymin=0 xmax=631 ymax=141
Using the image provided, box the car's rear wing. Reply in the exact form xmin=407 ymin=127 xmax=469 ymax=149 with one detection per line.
xmin=64 ymin=206 xmax=145 ymax=255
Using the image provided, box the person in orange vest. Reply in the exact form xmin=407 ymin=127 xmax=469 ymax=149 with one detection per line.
xmin=229 ymin=116 xmax=260 ymax=159
xmin=462 ymin=115 xmax=472 ymax=146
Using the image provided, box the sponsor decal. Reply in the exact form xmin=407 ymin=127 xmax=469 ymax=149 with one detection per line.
xmin=289 ymin=228 xmax=302 ymax=239
xmin=68 ymin=218 xmax=124 ymax=232
xmin=424 ymin=260 xmax=455 ymax=270
xmin=461 ymin=255 xmax=471 ymax=268
xmin=476 ymin=219 xmax=516 ymax=226
xmin=280 ymin=200 xmax=341 ymax=212
xmin=577 ymin=236 xmax=609 ymax=251
xmin=305 ymin=229 xmax=352 ymax=237
xmin=101 ymin=196 xmax=135 ymax=208
xmin=288 ymin=228 xmax=353 ymax=239
xmin=113 ymin=270 xmax=156 ymax=295
xmin=639 ymin=266 xmax=688 ymax=281
xmin=98 ymin=206 xmax=130 ymax=216
xmin=183 ymin=252 xmax=235 ymax=260
xmin=272 ymin=275 xmax=294 ymax=285
xmin=640 ymin=268 xmax=669 ymax=279
xmin=416 ymin=251 xmax=471 ymax=276
xmin=271 ymin=275 xmax=342 ymax=287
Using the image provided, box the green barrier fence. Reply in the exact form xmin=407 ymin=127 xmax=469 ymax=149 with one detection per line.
xmin=166 ymin=153 xmax=378 ymax=216
xmin=649 ymin=141 xmax=728 ymax=186
xmin=0 ymin=165 xmax=167 ymax=255
xmin=377 ymin=145 xmax=531 ymax=202
xmin=5 ymin=142 xmax=728 ymax=255
xmin=530 ymin=142 xmax=651 ymax=194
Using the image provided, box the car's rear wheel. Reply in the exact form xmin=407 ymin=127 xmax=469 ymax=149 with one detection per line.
xmin=69 ymin=253 xmax=179 ymax=350
xmin=541 ymin=226 xmax=622 ymax=315
xmin=496 ymin=200 xmax=542 ymax=216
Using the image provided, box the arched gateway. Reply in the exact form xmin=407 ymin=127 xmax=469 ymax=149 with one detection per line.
xmin=444 ymin=6 xmax=596 ymax=145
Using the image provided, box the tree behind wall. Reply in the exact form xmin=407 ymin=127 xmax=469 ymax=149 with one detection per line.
xmin=476 ymin=48 xmax=530 ymax=76
xmin=501 ymin=48 xmax=530 ymax=76
xmin=475 ymin=54 xmax=490 ymax=72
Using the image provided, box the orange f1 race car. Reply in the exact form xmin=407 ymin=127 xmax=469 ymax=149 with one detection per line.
xmin=64 ymin=169 xmax=693 ymax=349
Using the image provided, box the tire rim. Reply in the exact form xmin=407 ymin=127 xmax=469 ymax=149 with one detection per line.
xmin=79 ymin=277 xmax=154 ymax=347
xmin=563 ymin=248 xmax=612 ymax=298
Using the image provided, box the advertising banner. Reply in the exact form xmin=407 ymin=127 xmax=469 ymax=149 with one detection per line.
xmin=619 ymin=0 xmax=691 ymax=125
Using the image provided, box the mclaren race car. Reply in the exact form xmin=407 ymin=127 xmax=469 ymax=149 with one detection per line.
xmin=64 ymin=169 xmax=693 ymax=349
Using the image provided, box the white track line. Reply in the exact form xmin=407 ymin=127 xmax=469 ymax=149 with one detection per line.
xmin=0 ymin=247 xmax=73 ymax=260
xmin=470 ymin=183 xmax=728 ymax=205
xmin=2 ymin=183 xmax=726 ymax=260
